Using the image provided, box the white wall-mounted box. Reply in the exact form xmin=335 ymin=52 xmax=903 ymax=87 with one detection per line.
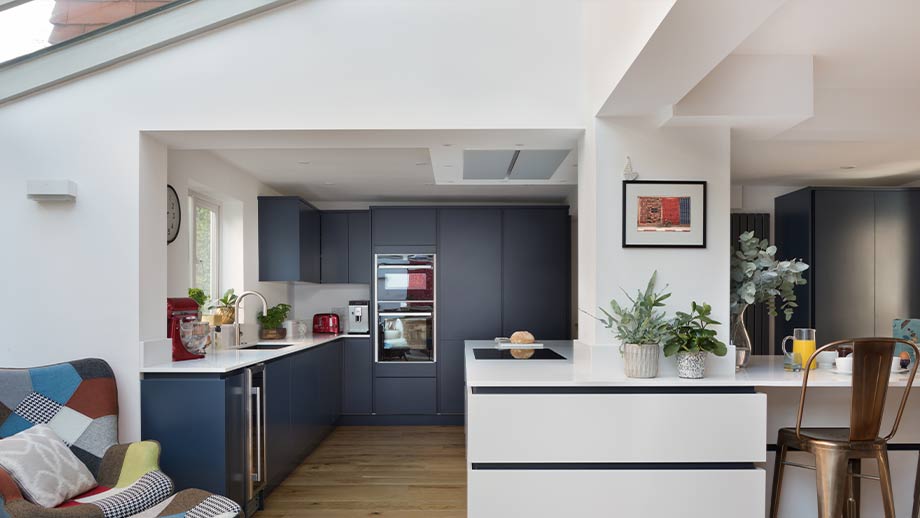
xmin=27 ymin=179 xmax=77 ymax=201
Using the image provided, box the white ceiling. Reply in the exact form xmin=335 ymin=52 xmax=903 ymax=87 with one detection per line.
xmin=727 ymin=0 xmax=920 ymax=184
xmin=153 ymin=129 xmax=580 ymax=203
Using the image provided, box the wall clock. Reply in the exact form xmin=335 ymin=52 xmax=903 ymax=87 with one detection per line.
xmin=167 ymin=184 xmax=181 ymax=244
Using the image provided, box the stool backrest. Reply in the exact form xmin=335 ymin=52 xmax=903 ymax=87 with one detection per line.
xmin=798 ymin=338 xmax=920 ymax=442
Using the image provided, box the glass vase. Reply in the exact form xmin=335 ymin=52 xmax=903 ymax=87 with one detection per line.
xmin=731 ymin=304 xmax=753 ymax=369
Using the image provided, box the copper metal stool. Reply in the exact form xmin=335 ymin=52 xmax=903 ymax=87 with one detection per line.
xmin=770 ymin=338 xmax=920 ymax=518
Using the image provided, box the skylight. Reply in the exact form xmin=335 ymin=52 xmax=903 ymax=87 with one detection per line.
xmin=0 ymin=0 xmax=190 ymax=66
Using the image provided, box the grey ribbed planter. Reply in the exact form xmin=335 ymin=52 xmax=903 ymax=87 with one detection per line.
xmin=623 ymin=343 xmax=660 ymax=378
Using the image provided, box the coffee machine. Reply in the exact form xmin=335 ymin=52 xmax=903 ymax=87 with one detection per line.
xmin=346 ymin=300 xmax=369 ymax=334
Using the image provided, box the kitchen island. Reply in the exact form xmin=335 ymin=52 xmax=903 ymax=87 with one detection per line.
xmin=464 ymin=340 xmax=920 ymax=517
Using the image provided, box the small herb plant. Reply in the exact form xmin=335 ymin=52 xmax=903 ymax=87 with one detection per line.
xmin=210 ymin=289 xmax=238 ymax=310
xmin=730 ymin=231 xmax=809 ymax=320
xmin=188 ymin=288 xmax=209 ymax=308
xmin=595 ymin=272 xmax=671 ymax=346
xmin=663 ymin=302 xmax=727 ymax=357
xmin=257 ymin=303 xmax=292 ymax=330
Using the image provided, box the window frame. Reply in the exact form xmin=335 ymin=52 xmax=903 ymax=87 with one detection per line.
xmin=188 ymin=191 xmax=221 ymax=303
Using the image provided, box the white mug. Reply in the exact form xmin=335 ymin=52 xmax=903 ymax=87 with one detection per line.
xmin=816 ymin=351 xmax=838 ymax=369
xmin=836 ymin=356 xmax=853 ymax=374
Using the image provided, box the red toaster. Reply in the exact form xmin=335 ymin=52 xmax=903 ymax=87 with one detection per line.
xmin=313 ymin=313 xmax=340 ymax=334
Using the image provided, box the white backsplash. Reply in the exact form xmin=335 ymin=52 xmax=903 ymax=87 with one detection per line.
xmin=289 ymin=284 xmax=370 ymax=321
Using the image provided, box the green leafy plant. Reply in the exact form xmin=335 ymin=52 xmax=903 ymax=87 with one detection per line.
xmin=187 ymin=288 xmax=209 ymax=309
xmin=663 ymin=301 xmax=727 ymax=357
xmin=595 ymin=272 xmax=671 ymax=346
xmin=730 ymin=231 xmax=809 ymax=320
xmin=257 ymin=303 xmax=292 ymax=330
xmin=209 ymin=288 xmax=238 ymax=310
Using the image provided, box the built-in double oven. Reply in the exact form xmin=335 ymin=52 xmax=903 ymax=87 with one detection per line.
xmin=375 ymin=254 xmax=435 ymax=363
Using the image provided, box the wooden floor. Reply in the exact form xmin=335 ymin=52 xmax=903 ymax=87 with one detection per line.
xmin=261 ymin=426 xmax=467 ymax=518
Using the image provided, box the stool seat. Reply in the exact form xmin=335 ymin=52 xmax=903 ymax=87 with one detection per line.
xmin=779 ymin=427 xmax=886 ymax=452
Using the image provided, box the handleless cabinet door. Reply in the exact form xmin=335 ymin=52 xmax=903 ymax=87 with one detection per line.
xmin=438 ymin=208 xmax=503 ymax=340
xmin=874 ymin=190 xmax=920 ymax=335
xmin=264 ymin=357 xmax=294 ymax=490
xmin=343 ymin=338 xmax=373 ymax=414
xmin=348 ymin=211 xmax=371 ymax=284
xmin=502 ymin=208 xmax=571 ymax=339
xmin=372 ymin=207 xmax=437 ymax=246
xmin=321 ymin=212 xmax=349 ymax=284
xmin=300 ymin=203 xmax=322 ymax=283
xmin=437 ymin=339 xmax=465 ymax=414
xmin=814 ymin=190 xmax=876 ymax=343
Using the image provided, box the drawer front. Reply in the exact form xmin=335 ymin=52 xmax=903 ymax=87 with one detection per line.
xmin=374 ymin=377 xmax=436 ymax=415
xmin=468 ymin=468 xmax=765 ymax=518
xmin=468 ymin=392 xmax=766 ymax=463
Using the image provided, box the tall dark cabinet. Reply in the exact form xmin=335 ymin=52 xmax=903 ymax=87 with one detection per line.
xmin=774 ymin=187 xmax=920 ymax=347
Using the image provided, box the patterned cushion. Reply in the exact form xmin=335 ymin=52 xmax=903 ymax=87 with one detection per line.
xmin=0 ymin=360 xmax=117 ymax=479
xmin=0 ymin=425 xmax=97 ymax=507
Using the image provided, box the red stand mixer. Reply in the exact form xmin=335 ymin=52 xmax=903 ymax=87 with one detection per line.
xmin=167 ymin=297 xmax=207 ymax=361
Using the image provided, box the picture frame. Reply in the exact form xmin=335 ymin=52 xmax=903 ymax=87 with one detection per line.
xmin=622 ymin=180 xmax=707 ymax=248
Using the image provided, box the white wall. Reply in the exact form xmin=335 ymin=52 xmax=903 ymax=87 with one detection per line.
xmin=166 ymin=151 xmax=288 ymax=325
xmin=593 ymin=118 xmax=731 ymax=344
xmin=290 ymin=284 xmax=370 ymax=323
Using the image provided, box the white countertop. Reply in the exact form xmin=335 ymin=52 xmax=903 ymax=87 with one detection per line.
xmin=465 ymin=340 xmax=919 ymax=388
xmin=141 ymin=333 xmax=371 ymax=374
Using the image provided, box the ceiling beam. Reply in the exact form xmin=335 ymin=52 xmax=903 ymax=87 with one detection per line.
xmin=662 ymin=54 xmax=814 ymax=139
xmin=598 ymin=0 xmax=787 ymax=117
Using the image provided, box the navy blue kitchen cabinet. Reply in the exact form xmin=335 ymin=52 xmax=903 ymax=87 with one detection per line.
xmin=321 ymin=212 xmax=349 ymax=283
xmin=265 ymin=355 xmax=294 ymax=491
xmin=438 ymin=208 xmax=503 ymax=340
xmin=258 ymin=196 xmax=321 ymax=282
xmin=348 ymin=211 xmax=371 ymax=284
xmin=437 ymin=340 xmax=466 ymax=414
xmin=320 ymin=210 xmax=371 ymax=284
xmin=374 ymin=377 xmax=437 ymax=415
xmin=371 ymin=207 xmax=437 ymax=246
xmin=342 ymin=338 xmax=373 ymax=414
xmin=501 ymin=207 xmax=571 ymax=339
xmin=140 ymin=371 xmax=246 ymax=507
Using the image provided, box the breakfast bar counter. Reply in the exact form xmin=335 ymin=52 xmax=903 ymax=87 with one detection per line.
xmin=464 ymin=340 xmax=920 ymax=518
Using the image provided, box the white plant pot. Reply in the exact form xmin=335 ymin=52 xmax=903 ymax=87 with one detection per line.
xmin=676 ymin=350 xmax=707 ymax=379
xmin=622 ymin=343 xmax=660 ymax=378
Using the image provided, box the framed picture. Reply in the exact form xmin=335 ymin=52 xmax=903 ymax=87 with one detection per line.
xmin=622 ymin=180 xmax=707 ymax=248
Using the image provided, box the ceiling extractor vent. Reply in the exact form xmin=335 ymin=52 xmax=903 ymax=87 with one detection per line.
xmin=463 ymin=149 xmax=571 ymax=180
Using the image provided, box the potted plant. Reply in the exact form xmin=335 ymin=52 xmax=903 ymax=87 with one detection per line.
xmin=730 ymin=231 xmax=809 ymax=367
xmin=210 ymin=289 xmax=238 ymax=325
xmin=257 ymin=303 xmax=292 ymax=340
xmin=596 ymin=272 xmax=671 ymax=378
xmin=187 ymin=288 xmax=210 ymax=320
xmin=664 ymin=301 xmax=728 ymax=379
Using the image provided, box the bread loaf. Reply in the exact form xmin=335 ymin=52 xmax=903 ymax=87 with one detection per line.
xmin=510 ymin=331 xmax=535 ymax=344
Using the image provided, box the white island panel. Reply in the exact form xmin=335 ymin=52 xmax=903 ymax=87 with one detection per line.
xmin=469 ymin=469 xmax=765 ymax=518
xmin=468 ymin=392 xmax=766 ymax=463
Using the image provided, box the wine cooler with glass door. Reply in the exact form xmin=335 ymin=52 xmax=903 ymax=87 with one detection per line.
xmin=375 ymin=254 xmax=435 ymax=363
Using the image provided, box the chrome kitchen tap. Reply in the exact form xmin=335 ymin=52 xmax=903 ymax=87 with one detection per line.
xmin=234 ymin=290 xmax=268 ymax=347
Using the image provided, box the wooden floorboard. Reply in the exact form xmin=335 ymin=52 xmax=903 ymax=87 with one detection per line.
xmin=261 ymin=426 xmax=467 ymax=518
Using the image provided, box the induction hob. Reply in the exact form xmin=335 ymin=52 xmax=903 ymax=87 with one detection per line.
xmin=473 ymin=348 xmax=567 ymax=360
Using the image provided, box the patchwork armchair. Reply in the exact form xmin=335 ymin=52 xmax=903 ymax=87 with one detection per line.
xmin=0 ymin=359 xmax=241 ymax=518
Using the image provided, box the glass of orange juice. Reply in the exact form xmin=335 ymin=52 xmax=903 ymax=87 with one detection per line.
xmin=782 ymin=328 xmax=817 ymax=371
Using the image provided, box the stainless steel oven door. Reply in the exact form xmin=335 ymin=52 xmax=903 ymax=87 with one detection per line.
xmin=377 ymin=312 xmax=434 ymax=362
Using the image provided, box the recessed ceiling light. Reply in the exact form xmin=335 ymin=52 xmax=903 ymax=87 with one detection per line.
xmin=443 ymin=143 xmax=453 ymax=147
xmin=514 ymin=144 xmax=525 ymax=147
xmin=323 ymin=182 xmax=335 ymax=185
xmin=444 ymin=164 xmax=454 ymax=168
xmin=415 ymin=162 xmax=429 ymax=166
xmin=297 ymin=161 xmax=311 ymax=165
xmin=840 ymin=165 xmax=856 ymax=170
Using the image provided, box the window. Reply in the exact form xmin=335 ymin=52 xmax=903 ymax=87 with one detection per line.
xmin=189 ymin=193 xmax=220 ymax=302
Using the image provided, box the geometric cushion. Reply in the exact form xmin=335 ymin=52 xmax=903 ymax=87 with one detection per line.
xmin=0 ymin=424 xmax=97 ymax=507
xmin=0 ymin=359 xmax=118 ymax=480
